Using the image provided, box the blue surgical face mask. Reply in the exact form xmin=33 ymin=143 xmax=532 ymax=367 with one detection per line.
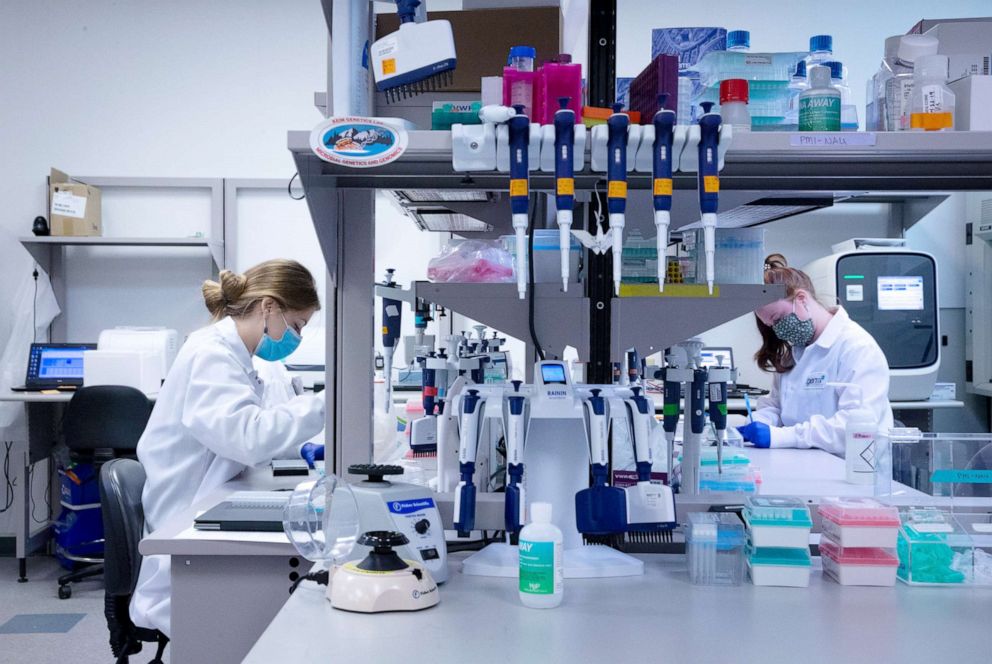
xmin=255 ymin=311 xmax=301 ymax=361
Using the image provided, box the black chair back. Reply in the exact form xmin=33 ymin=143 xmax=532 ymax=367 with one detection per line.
xmin=99 ymin=458 xmax=147 ymax=596
xmin=64 ymin=386 xmax=152 ymax=453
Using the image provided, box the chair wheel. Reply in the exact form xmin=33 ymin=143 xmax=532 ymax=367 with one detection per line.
xmin=58 ymin=585 xmax=71 ymax=600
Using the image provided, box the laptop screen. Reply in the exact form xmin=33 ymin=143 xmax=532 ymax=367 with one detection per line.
xmin=27 ymin=344 xmax=95 ymax=386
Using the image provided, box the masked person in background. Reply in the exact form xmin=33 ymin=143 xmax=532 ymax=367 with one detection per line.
xmin=131 ymin=259 xmax=325 ymax=637
xmin=736 ymin=254 xmax=893 ymax=454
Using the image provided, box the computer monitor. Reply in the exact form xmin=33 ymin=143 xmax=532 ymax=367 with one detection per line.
xmin=699 ymin=347 xmax=735 ymax=385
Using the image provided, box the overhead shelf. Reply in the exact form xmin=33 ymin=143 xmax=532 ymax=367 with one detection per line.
xmin=19 ymin=235 xmax=223 ymax=270
xmin=290 ymin=129 xmax=992 ymax=192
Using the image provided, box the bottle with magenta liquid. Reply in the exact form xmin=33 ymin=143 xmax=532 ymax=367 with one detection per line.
xmin=503 ymin=46 xmax=537 ymax=118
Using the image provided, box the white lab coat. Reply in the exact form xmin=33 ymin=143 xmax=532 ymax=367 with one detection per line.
xmin=130 ymin=316 xmax=324 ymax=636
xmin=752 ymin=307 xmax=894 ymax=455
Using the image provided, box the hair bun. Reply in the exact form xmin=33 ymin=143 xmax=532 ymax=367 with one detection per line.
xmin=764 ymin=253 xmax=789 ymax=270
xmin=218 ymin=270 xmax=248 ymax=304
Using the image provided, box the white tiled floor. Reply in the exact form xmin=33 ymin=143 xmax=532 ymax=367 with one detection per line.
xmin=0 ymin=556 xmax=169 ymax=664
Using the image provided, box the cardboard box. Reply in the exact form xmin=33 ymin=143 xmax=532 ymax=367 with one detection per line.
xmin=949 ymin=75 xmax=992 ymax=130
xmin=49 ymin=168 xmax=101 ymax=236
xmin=908 ymin=18 xmax=992 ymax=79
xmin=375 ymin=7 xmax=561 ymax=92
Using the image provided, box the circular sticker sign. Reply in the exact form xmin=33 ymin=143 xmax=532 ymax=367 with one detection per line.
xmin=309 ymin=117 xmax=408 ymax=168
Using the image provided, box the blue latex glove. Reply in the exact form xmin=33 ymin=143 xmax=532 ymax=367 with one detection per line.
xmin=300 ymin=443 xmax=325 ymax=469
xmin=736 ymin=422 xmax=771 ymax=448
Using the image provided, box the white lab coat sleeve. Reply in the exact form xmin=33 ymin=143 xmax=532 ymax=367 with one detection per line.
xmin=771 ymin=341 xmax=890 ymax=454
xmin=752 ymin=375 xmax=783 ymax=427
xmin=180 ymin=347 xmax=325 ymax=466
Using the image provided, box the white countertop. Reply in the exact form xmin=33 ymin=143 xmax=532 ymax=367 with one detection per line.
xmin=243 ymin=552 xmax=992 ymax=664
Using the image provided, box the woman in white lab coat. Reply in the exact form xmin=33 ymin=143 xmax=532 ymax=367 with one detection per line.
xmin=131 ymin=259 xmax=326 ymax=637
xmin=736 ymin=255 xmax=894 ymax=455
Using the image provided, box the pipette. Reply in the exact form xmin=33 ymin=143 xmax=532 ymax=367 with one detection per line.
xmin=744 ymin=392 xmax=753 ymax=424
xmin=380 ymin=269 xmax=402 ymax=413
xmin=697 ymin=101 xmax=722 ymax=294
xmin=652 ymin=94 xmax=676 ymax=292
xmin=507 ymin=104 xmax=530 ymax=300
xmin=553 ymin=97 xmax=576 ymax=291
xmin=606 ymin=103 xmax=630 ymax=296
xmin=453 ymin=389 xmax=483 ymax=537
xmin=504 ymin=381 xmax=526 ymax=537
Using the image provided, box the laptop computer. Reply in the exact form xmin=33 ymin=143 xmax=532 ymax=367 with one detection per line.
xmin=193 ymin=491 xmax=291 ymax=532
xmin=10 ymin=343 xmax=96 ymax=392
xmin=699 ymin=346 xmax=768 ymax=398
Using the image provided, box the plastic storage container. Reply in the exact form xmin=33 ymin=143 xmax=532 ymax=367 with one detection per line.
xmin=819 ymin=538 xmax=898 ymax=586
xmin=897 ymin=509 xmax=992 ymax=586
xmin=503 ymin=46 xmax=538 ymax=118
xmin=685 ymin=228 xmax=765 ymax=285
xmin=910 ymin=54 xmax=955 ymax=131
xmin=884 ymin=34 xmax=939 ymax=131
xmin=502 ymin=230 xmax=581 ymax=284
xmin=621 ymin=229 xmax=658 ymax=284
xmin=629 ymin=54 xmax=680 ymax=124
xmin=690 ymin=51 xmax=807 ymax=127
xmin=744 ymin=496 xmax=812 ymax=549
xmin=719 ymin=79 xmax=750 ymax=132
xmin=535 ymin=55 xmax=582 ymax=125
xmin=747 ymin=547 xmax=812 ymax=587
xmin=818 ymin=497 xmax=900 ymax=548
xmin=686 ymin=512 xmax=746 ymax=586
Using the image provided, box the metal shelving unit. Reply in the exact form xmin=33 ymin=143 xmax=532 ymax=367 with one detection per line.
xmin=289 ymin=128 xmax=992 ymax=473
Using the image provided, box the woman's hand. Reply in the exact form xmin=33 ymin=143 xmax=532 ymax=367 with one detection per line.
xmin=300 ymin=443 xmax=325 ymax=469
xmin=736 ymin=422 xmax=771 ymax=448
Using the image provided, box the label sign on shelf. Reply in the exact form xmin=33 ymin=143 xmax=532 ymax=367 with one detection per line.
xmin=930 ymin=469 xmax=992 ymax=484
xmin=309 ymin=117 xmax=408 ymax=168
xmin=789 ymin=133 xmax=877 ymax=147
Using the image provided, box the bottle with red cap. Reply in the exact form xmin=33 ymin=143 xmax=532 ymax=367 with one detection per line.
xmin=719 ymin=78 xmax=751 ymax=132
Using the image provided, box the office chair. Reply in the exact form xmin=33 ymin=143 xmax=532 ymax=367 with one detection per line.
xmin=101 ymin=458 xmax=168 ymax=664
xmin=57 ymin=386 xmax=153 ymax=599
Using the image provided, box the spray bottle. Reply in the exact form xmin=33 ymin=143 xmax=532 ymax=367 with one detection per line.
xmin=826 ymin=383 xmax=879 ymax=485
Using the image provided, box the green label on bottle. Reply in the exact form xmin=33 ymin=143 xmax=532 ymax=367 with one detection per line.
xmin=519 ymin=540 xmax=555 ymax=594
xmin=799 ymin=95 xmax=841 ymax=131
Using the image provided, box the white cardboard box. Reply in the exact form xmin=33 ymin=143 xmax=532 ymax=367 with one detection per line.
xmin=949 ymin=75 xmax=992 ymax=131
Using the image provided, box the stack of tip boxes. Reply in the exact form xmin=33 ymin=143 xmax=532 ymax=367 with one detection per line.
xmin=744 ymin=496 xmax=812 ymax=586
xmin=818 ymin=497 xmax=900 ymax=586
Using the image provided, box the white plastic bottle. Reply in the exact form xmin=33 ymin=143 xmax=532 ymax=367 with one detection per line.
xmin=884 ymin=34 xmax=939 ymax=131
xmin=910 ymin=54 xmax=955 ymax=131
xmin=518 ymin=502 xmax=563 ymax=608
xmin=845 ymin=407 xmax=878 ymax=485
xmin=719 ymin=79 xmax=750 ymax=132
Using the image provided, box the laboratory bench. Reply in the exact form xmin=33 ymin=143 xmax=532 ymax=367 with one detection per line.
xmin=243 ymin=551 xmax=991 ymax=664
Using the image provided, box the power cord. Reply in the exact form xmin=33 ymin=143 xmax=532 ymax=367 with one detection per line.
xmin=32 ymin=267 xmax=39 ymax=342
xmin=287 ymin=172 xmax=306 ymax=201
xmin=288 ymin=569 xmax=329 ymax=594
xmin=1 ymin=441 xmax=15 ymax=514
xmin=526 ymin=201 xmax=546 ymax=361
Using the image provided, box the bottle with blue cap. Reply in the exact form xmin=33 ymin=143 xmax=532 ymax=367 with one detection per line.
xmin=726 ymin=30 xmax=750 ymax=52
xmin=805 ymin=34 xmax=834 ymax=73
xmin=824 ymin=60 xmax=859 ymax=130
xmin=505 ymin=45 xmax=537 ymax=117
xmin=785 ymin=60 xmax=808 ymax=129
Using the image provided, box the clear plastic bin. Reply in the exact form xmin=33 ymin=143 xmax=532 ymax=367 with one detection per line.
xmin=747 ymin=547 xmax=811 ymax=587
xmin=896 ymin=508 xmax=992 ymax=586
xmin=744 ymin=496 xmax=812 ymax=548
xmin=686 ymin=512 xmax=746 ymax=586
xmin=819 ymin=537 xmax=898 ymax=586
xmin=884 ymin=429 xmax=992 ymax=499
xmin=690 ymin=51 xmax=809 ymax=90
xmin=501 ymin=231 xmax=581 ymax=284
xmin=684 ymin=228 xmax=765 ymax=285
xmin=818 ymin=497 xmax=901 ymax=549
xmin=621 ymin=229 xmax=659 ymax=284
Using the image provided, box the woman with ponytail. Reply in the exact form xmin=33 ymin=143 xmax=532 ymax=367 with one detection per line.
xmin=737 ymin=254 xmax=893 ymax=454
xmin=131 ymin=259 xmax=325 ymax=637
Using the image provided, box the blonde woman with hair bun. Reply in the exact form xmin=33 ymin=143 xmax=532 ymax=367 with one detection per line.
xmin=131 ymin=259 xmax=325 ymax=638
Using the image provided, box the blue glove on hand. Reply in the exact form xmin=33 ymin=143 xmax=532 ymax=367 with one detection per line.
xmin=300 ymin=443 xmax=325 ymax=469
xmin=736 ymin=422 xmax=771 ymax=448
